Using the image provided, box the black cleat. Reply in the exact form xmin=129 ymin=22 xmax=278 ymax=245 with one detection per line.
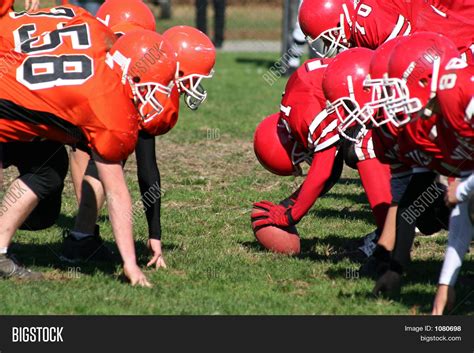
xmin=373 ymin=270 xmax=402 ymax=299
xmin=360 ymin=245 xmax=391 ymax=279
xmin=360 ymin=255 xmax=391 ymax=279
xmin=357 ymin=230 xmax=380 ymax=258
xmin=60 ymin=226 xmax=114 ymax=263
xmin=0 ymin=253 xmax=44 ymax=281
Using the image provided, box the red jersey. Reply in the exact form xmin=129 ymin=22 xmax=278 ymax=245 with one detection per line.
xmin=350 ymin=0 xmax=473 ymax=61
xmin=280 ymin=58 xmax=340 ymax=153
xmin=436 ymin=62 xmax=474 ymax=170
xmin=0 ymin=12 xmax=139 ymax=162
xmin=372 ymin=120 xmax=412 ymax=175
xmin=413 ymin=4 xmax=474 ymax=61
xmin=397 ymin=115 xmax=472 ymax=176
xmin=350 ymin=0 xmax=412 ymax=50
xmin=432 ymin=0 xmax=474 ymax=20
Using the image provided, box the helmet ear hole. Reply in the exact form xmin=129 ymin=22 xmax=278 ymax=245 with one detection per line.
xmin=419 ymin=78 xmax=428 ymax=88
xmin=178 ymin=70 xmax=184 ymax=77
xmin=133 ymin=76 xmax=141 ymax=83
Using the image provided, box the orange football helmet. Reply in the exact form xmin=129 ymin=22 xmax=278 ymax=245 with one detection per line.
xmin=0 ymin=0 xmax=13 ymax=16
xmin=163 ymin=25 xmax=216 ymax=110
xmin=108 ymin=29 xmax=177 ymax=124
xmin=96 ymin=0 xmax=156 ymax=33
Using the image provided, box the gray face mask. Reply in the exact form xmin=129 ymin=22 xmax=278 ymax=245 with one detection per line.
xmin=184 ymin=83 xmax=207 ymax=110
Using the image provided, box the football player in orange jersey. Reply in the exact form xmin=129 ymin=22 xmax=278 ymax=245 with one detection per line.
xmin=0 ymin=10 xmax=177 ymax=286
xmin=64 ymin=0 xmax=216 ymax=268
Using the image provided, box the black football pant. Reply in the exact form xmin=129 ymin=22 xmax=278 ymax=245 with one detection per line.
xmin=0 ymin=141 xmax=68 ymax=230
xmin=391 ymin=172 xmax=450 ymax=271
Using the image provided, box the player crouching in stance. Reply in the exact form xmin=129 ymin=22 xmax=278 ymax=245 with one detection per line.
xmin=430 ymin=60 xmax=473 ymax=315
xmin=353 ymin=33 xmax=472 ymax=312
xmin=0 ymin=9 xmax=177 ymax=286
xmin=251 ymin=48 xmax=392 ymax=257
xmin=64 ymin=1 xmax=216 ymax=267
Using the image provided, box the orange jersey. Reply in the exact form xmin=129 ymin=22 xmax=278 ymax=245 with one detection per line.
xmin=140 ymin=84 xmax=180 ymax=136
xmin=0 ymin=4 xmax=88 ymax=47
xmin=0 ymin=11 xmax=139 ymax=162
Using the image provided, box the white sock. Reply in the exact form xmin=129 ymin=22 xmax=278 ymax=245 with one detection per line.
xmin=0 ymin=247 xmax=8 ymax=255
xmin=70 ymin=231 xmax=94 ymax=240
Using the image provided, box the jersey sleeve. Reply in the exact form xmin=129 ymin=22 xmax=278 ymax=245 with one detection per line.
xmin=140 ymin=85 xmax=180 ymax=136
xmin=289 ymin=145 xmax=338 ymax=222
xmin=87 ymin=88 xmax=139 ymax=162
xmin=135 ymin=131 xmax=162 ymax=240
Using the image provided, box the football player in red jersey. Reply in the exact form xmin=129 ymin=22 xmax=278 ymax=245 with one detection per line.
xmin=0 ymin=10 xmax=177 ymax=286
xmin=419 ymin=58 xmax=473 ymax=314
xmin=299 ymin=0 xmax=474 ymax=62
xmin=356 ymin=33 xmax=473 ymax=310
xmin=252 ymin=49 xmax=392 ymax=257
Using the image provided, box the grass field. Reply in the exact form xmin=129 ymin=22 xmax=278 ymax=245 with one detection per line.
xmin=37 ymin=1 xmax=283 ymax=40
xmin=0 ymin=51 xmax=473 ymax=315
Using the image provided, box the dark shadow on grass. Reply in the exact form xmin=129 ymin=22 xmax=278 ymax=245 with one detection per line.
xmin=321 ymin=192 xmax=369 ymax=205
xmin=307 ymin=207 xmax=373 ymax=224
xmin=55 ymin=214 xmax=110 ymax=230
xmin=9 ymin=237 xmax=181 ymax=278
xmin=240 ymin=233 xmax=366 ymax=263
xmin=9 ymin=241 xmax=119 ymax=276
xmin=337 ymin=177 xmax=362 ymax=186
xmin=331 ymin=260 xmax=474 ymax=315
xmin=55 ymin=214 xmax=75 ymax=230
xmin=235 ymin=57 xmax=277 ymax=69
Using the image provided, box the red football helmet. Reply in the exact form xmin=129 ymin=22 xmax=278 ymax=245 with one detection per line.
xmin=108 ymin=29 xmax=177 ymax=124
xmin=163 ymin=26 xmax=216 ymax=110
xmin=298 ymin=0 xmax=354 ymax=58
xmin=254 ymin=113 xmax=312 ymax=176
xmin=361 ymin=36 xmax=412 ymax=128
xmin=96 ymin=0 xmax=156 ymax=33
xmin=322 ymin=47 xmax=374 ymax=141
xmin=386 ymin=32 xmax=460 ymax=122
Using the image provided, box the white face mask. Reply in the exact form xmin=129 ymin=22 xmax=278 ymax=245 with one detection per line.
xmin=176 ymin=67 xmax=214 ymax=110
xmin=362 ymin=75 xmax=422 ymax=128
xmin=133 ymin=81 xmax=173 ymax=123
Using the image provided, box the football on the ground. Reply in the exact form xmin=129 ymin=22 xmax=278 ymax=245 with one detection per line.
xmin=251 ymin=208 xmax=301 ymax=255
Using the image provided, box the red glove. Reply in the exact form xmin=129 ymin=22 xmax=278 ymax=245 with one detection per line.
xmin=251 ymin=200 xmax=293 ymax=229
